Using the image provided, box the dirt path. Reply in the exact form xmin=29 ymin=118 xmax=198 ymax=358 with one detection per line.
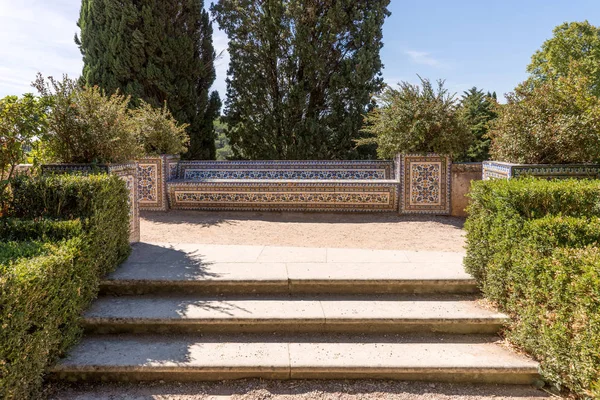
xmin=141 ymin=211 xmax=466 ymax=252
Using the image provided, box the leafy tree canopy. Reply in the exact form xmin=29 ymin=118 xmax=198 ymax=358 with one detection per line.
xmin=358 ymin=77 xmax=472 ymax=159
xmin=528 ymin=21 xmax=600 ymax=96
xmin=489 ymin=74 xmax=600 ymax=164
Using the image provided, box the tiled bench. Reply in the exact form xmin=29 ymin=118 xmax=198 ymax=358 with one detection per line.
xmin=166 ymin=161 xmax=399 ymax=212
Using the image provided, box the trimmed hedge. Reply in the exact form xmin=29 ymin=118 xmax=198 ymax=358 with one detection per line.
xmin=10 ymin=173 xmax=131 ymax=275
xmin=0 ymin=174 xmax=131 ymax=399
xmin=464 ymin=178 xmax=600 ymax=283
xmin=0 ymin=218 xmax=82 ymax=242
xmin=465 ymin=178 xmax=600 ymax=398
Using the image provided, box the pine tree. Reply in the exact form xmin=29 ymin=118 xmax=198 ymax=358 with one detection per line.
xmin=212 ymin=0 xmax=390 ymax=160
xmin=459 ymin=87 xmax=497 ymax=162
xmin=76 ymin=0 xmax=220 ymax=159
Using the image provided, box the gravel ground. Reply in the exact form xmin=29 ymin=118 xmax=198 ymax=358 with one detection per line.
xmin=140 ymin=211 xmax=466 ymax=252
xmin=48 ymin=379 xmax=552 ymax=399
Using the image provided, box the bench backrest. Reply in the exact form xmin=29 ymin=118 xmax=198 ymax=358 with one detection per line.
xmin=177 ymin=160 xmax=395 ymax=180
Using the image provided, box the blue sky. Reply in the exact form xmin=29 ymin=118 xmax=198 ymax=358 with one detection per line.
xmin=0 ymin=1 xmax=598 ymax=101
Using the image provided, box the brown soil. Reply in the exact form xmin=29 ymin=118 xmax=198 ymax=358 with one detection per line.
xmin=140 ymin=211 xmax=466 ymax=252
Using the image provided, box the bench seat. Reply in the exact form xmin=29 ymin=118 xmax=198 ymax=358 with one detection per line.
xmin=167 ymin=179 xmax=399 ymax=212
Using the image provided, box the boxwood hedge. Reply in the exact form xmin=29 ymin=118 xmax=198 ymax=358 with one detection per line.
xmin=0 ymin=174 xmax=131 ymax=399
xmin=465 ymin=178 xmax=600 ymax=398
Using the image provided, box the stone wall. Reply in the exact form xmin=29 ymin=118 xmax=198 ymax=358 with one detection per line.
xmin=450 ymin=163 xmax=482 ymax=218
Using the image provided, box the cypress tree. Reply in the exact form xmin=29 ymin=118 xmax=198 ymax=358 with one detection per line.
xmin=458 ymin=87 xmax=497 ymax=162
xmin=212 ymin=0 xmax=390 ymax=160
xmin=76 ymin=0 xmax=220 ymax=159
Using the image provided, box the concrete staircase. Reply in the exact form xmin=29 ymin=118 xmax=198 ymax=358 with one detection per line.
xmin=50 ymin=243 xmax=539 ymax=384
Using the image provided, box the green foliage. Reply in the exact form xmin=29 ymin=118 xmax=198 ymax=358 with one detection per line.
xmin=212 ymin=0 xmax=390 ymax=160
xmin=0 ymin=238 xmax=84 ymax=399
xmin=0 ymin=218 xmax=83 ymax=242
xmin=33 ymin=75 xmax=142 ymax=164
xmin=464 ymin=178 xmax=600 ymax=397
xmin=76 ymin=0 xmax=220 ymax=159
xmin=214 ymin=119 xmax=233 ymax=160
xmin=133 ymin=101 xmax=189 ymax=156
xmin=0 ymin=174 xmax=131 ymax=399
xmin=0 ymin=94 xmax=47 ymax=206
xmin=489 ymin=74 xmax=600 ymax=164
xmin=528 ymin=21 xmax=600 ymax=97
xmin=359 ymin=78 xmax=472 ymax=159
xmin=458 ymin=88 xmax=497 ymax=162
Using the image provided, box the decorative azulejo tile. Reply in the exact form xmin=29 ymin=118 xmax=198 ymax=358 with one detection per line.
xmin=399 ymin=154 xmax=451 ymax=215
xmin=483 ymin=161 xmax=600 ymax=180
xmin=137 ymin=155 xmax=179 ymax=211
xmin=138 ymin=163 xmax=158 ymax=202
xmin=178 ymin=160 xmax=395 ymax=180
xmin=168 ymin=180 xmax=399 ymax=212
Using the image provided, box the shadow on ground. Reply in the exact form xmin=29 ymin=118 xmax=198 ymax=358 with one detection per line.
xmin=141 ymin=210 xmax=465 ymax=229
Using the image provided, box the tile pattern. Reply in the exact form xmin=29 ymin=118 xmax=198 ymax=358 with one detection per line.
xmin=42 ymin=163 xmax=140 ymax=243
xmin=178 ymin=160 xmax=395 ymax=180
xmin=183 ymin=169 xmax=387 ymax=180
xmin=138 ymin=163 xmax=158 ymax=202
xmin=399 ymin=155 xmax=451 ymax=215
xmin=410 ymin=162 xmax=441 ymax=205
xmin=482 ymin=161 xmax=600 ymax=180
xmin=137 ymin=155 xmax=180 ymax=211
xmin=168 ymin=180 xmax=399 ymax=212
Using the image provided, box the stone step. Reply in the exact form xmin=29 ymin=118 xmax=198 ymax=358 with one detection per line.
xmin=50 ymin=334 xmax=539 ymax=384
xmin=101 ymin=244 xmax=476 ymax=295
xmin=83 ymin=295 xmax=507 ymax=334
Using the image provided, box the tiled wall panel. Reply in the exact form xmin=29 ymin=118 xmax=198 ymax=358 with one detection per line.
xmin=399 ymin=154 xmax=451 ymax=215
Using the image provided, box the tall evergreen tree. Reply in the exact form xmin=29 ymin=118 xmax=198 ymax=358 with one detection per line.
xmin=76 ymin=0 xmax=220 ymax=159
xmin=212 ymin=0 xmax=390 ymax=160
xmin=458 ymin=87 xmax=497 ymax=162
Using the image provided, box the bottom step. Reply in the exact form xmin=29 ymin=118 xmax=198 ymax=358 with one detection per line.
xmin=50 ymin=334 xmax=539 ymax=384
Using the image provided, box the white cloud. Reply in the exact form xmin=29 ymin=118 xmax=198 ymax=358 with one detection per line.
xmin=211 ymin=26 xmax=229 ymax=98
xmin=0 ymin=0 xmax=82 ymax=97
xmin=404 ymin=50 xmax=441 ymax=67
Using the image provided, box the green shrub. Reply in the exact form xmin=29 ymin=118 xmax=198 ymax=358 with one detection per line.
xmin=358 ymin=77 xmax=472 ymax=159
xmin=9 ymin=174 xmax=131 ymax=275
xmin=0 ymin=218 xmax=82 ymax=241
xmin=33 ymin=75 xmax=142 ymax=164
xmin=0 ymin=240 xmax=56 ymax=265
xmin=0 ymin=174 xmax=131 ymax=399
xmin=489 ymin=74 xmax=600 ymax=164
xmin=133 ymin=101 xmax=189 ymax=156
xmin=464 ymin=178 xmax=600 ymax=398
xmin=464 ymin=177 xmax=600 ymax=282
xmin=504 ymin=246 xmax=600 ymax=397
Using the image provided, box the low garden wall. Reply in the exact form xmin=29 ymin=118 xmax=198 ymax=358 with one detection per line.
xmin=482 ymin=161 xmax=600 ymax=180
xmin=451 ymin=163 xmax=482 ymax=217
xmin=137 ymin=156 xmax=468 ymax=215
